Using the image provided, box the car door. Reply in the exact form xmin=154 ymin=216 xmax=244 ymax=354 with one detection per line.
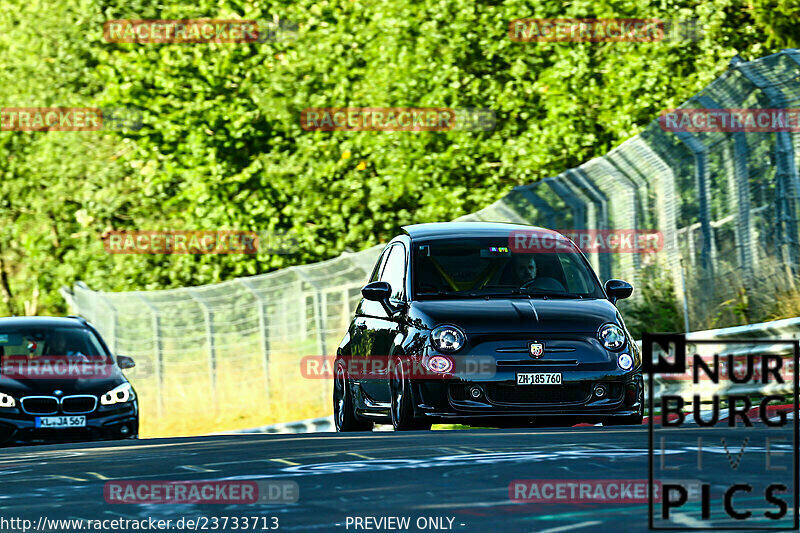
xmin=359 ymin=242 xmax=408 ymax=404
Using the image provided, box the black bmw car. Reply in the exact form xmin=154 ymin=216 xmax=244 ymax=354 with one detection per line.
xmin=0 ymin=316 xmax=139 ymax=445
xmin=335 ymin=222 xmax=643 ymax=431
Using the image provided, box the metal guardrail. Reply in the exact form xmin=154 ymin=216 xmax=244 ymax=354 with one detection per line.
xmin=218 ymin=416 xmax=335 ymax=435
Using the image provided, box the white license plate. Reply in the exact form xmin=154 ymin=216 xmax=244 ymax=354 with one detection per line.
xmin=516 ymin=372 xmax=562 ymax=385
xmin=35 ymin=416 xmax=86 ymax=429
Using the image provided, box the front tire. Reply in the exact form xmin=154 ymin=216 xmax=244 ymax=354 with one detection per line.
xmin=334 ymin=361 xmax=372 ymax=432
xmin=390 ymin=358 xmax=431 ymax=431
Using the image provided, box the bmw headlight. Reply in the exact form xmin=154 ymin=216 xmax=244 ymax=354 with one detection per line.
xmin=431 ymin=325 xmax=466 ymax=353
xmin=101 ymin=383 xmax=135 ymax=405
xmin=598 ymin=323 xmax=626 ymax=351
xmin=0 ymin=392 xmax=15 ymax=408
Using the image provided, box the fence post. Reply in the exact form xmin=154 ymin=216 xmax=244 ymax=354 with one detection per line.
xmin=673 ymin=130 xmax=715 ymax=282
xmin=515 ymin=184 xmax=558 ymax=228
xmin=295 ymin=270 xmax=326 ymax=356
xmin=341 ymin=287 xmax=352 ymax=331
xmin=543 ymin=177 xmax=586 ymax=230
xmin=566 ymin=168 xmax=611 ymax=282
xmin=190 ymin=292 xmax=217 ymax=409
xmin=136 ymin=295 xmax=164 ymax=417
xmin=591 ymin=158 xmax=640 ymax=288
xmin=696 ymin=94 xmax=755 ymax=285
xmin=294 ymin=270 xmax=327 ymax=408
xmin=624 ymin=138 xmax=682 ymax=324
xmin=96 ymin=293 xmax=118 ymax=354
xmin=731 ymin=133 xmax=756 ymax=283
xmin=238 ymin=279 xmax=271 ymax=397
xmin=544 ymin=176 xmax=596 ymax=271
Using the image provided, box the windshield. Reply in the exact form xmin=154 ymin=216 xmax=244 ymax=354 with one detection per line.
xmin=413 ymin=237 xmax=605 ymax=299
xmin=0 ymin=326 xmax=110 ymax=365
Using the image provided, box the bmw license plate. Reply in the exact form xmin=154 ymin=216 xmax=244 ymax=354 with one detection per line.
xmin=35 ymin=416 xmax=86 ymax=429
xmin=516 ymin=373 xmax=562 ymax=385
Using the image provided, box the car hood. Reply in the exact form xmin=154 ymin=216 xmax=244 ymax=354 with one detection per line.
xmin=410 ymin=298 xmax=620 ymax=334
xmin=0 ymin=374 xmax=127 ymax=396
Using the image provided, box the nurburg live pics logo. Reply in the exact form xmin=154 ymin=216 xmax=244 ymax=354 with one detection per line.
xmin=644 ymin=332 xmax=799 ymax=530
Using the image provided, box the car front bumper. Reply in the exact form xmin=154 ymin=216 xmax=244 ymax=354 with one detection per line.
xmin=407 ymin=331 xmax=643 ymax=423
xmin=411 ymin=370 xmax=643 ymax=423
xmin=0 ymin=402 xmax=139 ymax=445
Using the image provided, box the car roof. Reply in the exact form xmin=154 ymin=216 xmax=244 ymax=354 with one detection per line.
xmin=401 ymin=221 xmax=565 ymax=240
xmin=0 ymin=316 xmax=88 ymax=328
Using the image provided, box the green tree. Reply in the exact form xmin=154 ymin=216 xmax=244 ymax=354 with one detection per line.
xmin=0 ymin=0 xmax=792 ymax=314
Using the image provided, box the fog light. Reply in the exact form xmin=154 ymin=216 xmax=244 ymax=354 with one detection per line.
xmin=469 ymin=386 xmax=482 ymax=399
xmin=427 ymin=355 xmax=454 ymax=374
xmin=120 ymin=425 xmax=130 ymax=435
xmin=594 ymin=384 xmax=608 ymax=398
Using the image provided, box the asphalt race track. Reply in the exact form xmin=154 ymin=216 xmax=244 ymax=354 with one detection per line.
xmin=0 ymin=426 xmax=796 ymax=532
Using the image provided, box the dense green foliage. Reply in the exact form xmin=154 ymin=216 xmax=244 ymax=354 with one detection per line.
xmin=0 ymin=0 xmax=795 ymax=315
xmin=618 ymin=266 xmax=685 ymax=339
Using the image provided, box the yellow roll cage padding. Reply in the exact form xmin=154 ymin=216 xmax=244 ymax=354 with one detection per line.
xmin=427 ymin=256 xmax=510 ymax=292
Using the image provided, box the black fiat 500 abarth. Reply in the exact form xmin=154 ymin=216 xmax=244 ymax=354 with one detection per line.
xmin=334 ymin=222 xmax=643 ymax=431
xmin=0 ymin=316 xmax=139 ymax=445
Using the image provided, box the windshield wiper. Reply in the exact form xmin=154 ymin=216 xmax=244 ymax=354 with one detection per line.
xmin=468 ymin=291 xmax=532 ymax=299
xmin=416 ymin=291 xmax=468 ymax=299
xmin=520 ymin=289 xmax=584 ymax=299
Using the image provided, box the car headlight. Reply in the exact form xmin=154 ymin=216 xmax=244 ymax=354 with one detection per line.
xmin=617 ymin=353 xmax=634 ymax=371
xmin=598 ymin=323 xmax=626 ymax=351
xmin=0 ymin=392 xmax=15 ymax=408
xmin=431 ymin=325 xmax=466 ymax=353
xmin=100 ymin=383 xmax=135 ymax=405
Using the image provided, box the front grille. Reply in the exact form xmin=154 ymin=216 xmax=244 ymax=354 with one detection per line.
xmin=62 ymin=396 xmax=97 ymax=414
xmin=21 ymin=397 xmax=59 ymax=415
xmin=486 ymin=383 xmax=590 ymax=405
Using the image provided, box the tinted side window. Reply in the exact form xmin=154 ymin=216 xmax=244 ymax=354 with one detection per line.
xmin=379 ymin=244 xmax=407 ymax=301
xmin=369 ymin=248 xmax=390 ymax=283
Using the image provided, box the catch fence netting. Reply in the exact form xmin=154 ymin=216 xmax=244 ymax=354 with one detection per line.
xmin=62 ymin=49 xmax=800 ymax=428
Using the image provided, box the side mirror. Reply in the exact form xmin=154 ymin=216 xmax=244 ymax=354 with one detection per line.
xmin=361 ymin=281 xmax=392 ymax=302
xmin=117 ymin=355 xmax=136 ymax=370
xmin=605 ymin=279 xmax=633 ymax=304
xmin=361 ymin=281 xmax=404 ymax=315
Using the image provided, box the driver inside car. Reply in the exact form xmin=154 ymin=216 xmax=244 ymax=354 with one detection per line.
xmin=510 ymin=254 xmax=568 ymax=292
xmin=41 ymin=331 xmax=90 ymax=362
xmin=514 ymin=255 xmax=538 ymax=284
